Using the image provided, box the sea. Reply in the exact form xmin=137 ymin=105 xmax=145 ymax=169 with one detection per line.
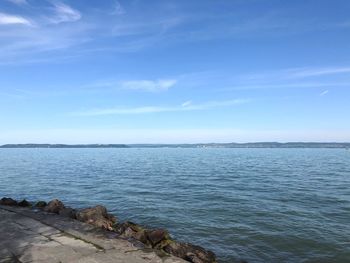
xmin=0 ymin=148 xmax=349 ymax=262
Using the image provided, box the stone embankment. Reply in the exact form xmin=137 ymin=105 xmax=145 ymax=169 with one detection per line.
xmin=0 ymin=197 xmax=217 ymax=263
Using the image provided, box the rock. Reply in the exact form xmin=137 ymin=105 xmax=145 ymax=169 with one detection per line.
xmin=124 ymin=226 xmax=148 ymax=244
xmin=0 ymin=197 xmax=18 ymax=206
xmin=76 ymin=205 xmax=116 ymax=231
xmin=164 ymin=241 xmax=217 ymax=263
xmin=116 ymin=221 xmax=149 ymax=245
xmin=115 ymin=221 xmax=142 ymax=234
xmin=35 ymin=201 xmax=47 ymax=208
xmin=58 ymin=207 xmax=77 ymax=219
xmin=18 ymin=199 xmax=31 ymax=207
xmin=115 ymin=223 xmax=171 ymax=248
xmin=146 ymin=229 xmax=171 ymax=248
xmin=44 ymin=199 xmax=65 ymax=214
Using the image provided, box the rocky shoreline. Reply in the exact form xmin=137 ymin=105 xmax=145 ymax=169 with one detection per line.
xmin=0 ymin=197 xmax=217 ymax=263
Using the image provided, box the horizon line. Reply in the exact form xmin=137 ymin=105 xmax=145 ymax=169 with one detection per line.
xmin=1 ymin=142 xmax=350 ymax=147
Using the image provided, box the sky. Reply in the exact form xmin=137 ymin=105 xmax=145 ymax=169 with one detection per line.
xmin=0 ymin=0 xmax=350 ymax=144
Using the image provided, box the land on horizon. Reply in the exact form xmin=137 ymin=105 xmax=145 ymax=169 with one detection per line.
xmin=1 ymin=143 xmax=350 ymax=149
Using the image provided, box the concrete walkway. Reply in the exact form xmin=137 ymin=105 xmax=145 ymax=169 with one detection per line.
xmin=0 ymin=205 xmax=186 ymax=263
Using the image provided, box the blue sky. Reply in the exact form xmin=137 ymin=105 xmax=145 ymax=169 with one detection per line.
xmin=0 ymin=0 xmax=350 ymax=143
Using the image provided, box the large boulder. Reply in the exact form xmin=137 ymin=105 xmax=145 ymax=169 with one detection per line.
xmin=76 ymin=205 xmax=116 ymax=230
xmin=164 ymin=241 xmax=217 ymax=263
xmin=44 ymin=199 xmax=65 ymax=214
xmin=0 ymin=197 xmax=18 ymax=206
xmin=58 ymin=207 xmax=77 ymax=219
xmin=18 ymin=199 xmax=31 ymax=207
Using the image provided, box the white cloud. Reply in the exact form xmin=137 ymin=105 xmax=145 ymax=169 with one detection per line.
xmin=320 ymin=90 xmax=329 ymax=96
xmin=291 ymin=67 xmax=350 ymax=78
xmin=5 ymin=0 xmax=27 ymax=5
xmin=112 ymin=1 xmax=125 ymax=15
xmin=0 ymin=13 xmax=32 ymax=26
xmin=49 ymin=1 xmax=82 ymax=24
xmin=73 ymin=99 xmax=250 ymax=116
xmin=181 ymin=100 xmax=192 ymax=107
xmin=220 ymin=82 xmax=350 ymax=91
xmin=120 ymin=79 xmax=177 ymax=92
xmin=240 ymin=66 xmax=350 ymax=84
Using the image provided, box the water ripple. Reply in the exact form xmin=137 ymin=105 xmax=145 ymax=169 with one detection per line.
xmin=0 ymin=148 xmax=349 ymax=263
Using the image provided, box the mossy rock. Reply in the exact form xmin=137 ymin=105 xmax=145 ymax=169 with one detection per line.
xmin=35 ymin=201 xmax=47 ymax=208
xmin=18 ymin=199 xmax=31 ymax=207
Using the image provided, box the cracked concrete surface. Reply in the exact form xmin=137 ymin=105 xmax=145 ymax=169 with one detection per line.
xmin=0 ymin=205 xmax=186 ymax=263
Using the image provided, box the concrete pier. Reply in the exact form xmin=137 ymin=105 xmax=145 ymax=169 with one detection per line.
xmin=0 ymin=205 xmax=186 ymax=263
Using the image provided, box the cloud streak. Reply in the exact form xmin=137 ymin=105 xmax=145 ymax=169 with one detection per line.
xmin=222 ymin=82 xmax=350 ymax=91
xmin=214 ymin=66 xmax=350 ymax=92
xmin=112 ymin=1 xmax=125 ymax=15
xmin=74 ymin=99 xmax=250 ymax=116
xmin=242 ymin=66 xmax=350 ymax=82
xmin=320 ymin=90 xmax=329 ymax=96
xmin=0 ymin=1 xmax=184 ymax=63
xmin=290 ymin=67 xmax=350 ymax=78
xmin=5 ymin=0 xmax=27 ymax=5
xmin=49 ymin=1 xmax=82 ymax=24
xmin=120 ymin=79 xmax=177 ymax=92
xmin=2 ymin=1 xmax=350 ymax=66
xmin=0 ymin=13 xmax=32 ymax=26
xmin=87 ymin=79 xmax=178 ymax=92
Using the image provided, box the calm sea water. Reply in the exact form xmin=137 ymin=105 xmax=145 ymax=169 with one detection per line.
xmin=0 ymin=148 xmax=349 ymax=262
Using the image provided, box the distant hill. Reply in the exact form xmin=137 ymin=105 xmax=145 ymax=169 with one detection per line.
xmin=130 ymin=142 xmax=350 ymax=148
xmin=0 ymin=144 xmax=129 ymax=148
xmin=193 ymin=142 xmax=350 ymax=148
xmin=1 ymin=143 xmax=349 ymax=148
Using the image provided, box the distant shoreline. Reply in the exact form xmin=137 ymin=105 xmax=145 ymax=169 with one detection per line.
xmin=1 ymin=143 xmax=350 ymax=149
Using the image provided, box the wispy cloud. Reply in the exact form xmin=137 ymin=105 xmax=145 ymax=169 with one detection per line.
xmin=111 ymin=17 xmax=184 ymax=38
xmin=0 ymin=1 xmax=88 ymax=64
xmin=320 ymin=90 xmax=329 ymax=96
xmin=120 ymin=79 xmax=177 ymax=92
xmin=291 ymin=67 xmax=350 ymax=78
xmin=241 ymin=66 xmax=350 ymax=83
xmin=74 ymin=99 xmax=250 ymax=116
xmin=0 ymin=2 xmax=296 ymax=65
xmin=171 ymin=67 xmax=350 ymax=93
xmin=222 ymin=82 xmax=350 ymax=91
xmin=1 ymin=1 xmax=350 ymax=66
xmin=220 ymin=66 xmax=350 ymax=92
xmin=112 ymin=1 xmax=125 ymax=15
xmin=5 ymin=0 xmax=27 ymax=5
xmin=48 ymin=1 xmax=82 ymax=24
xmin=0 ymin=1 xmax=184 ymax=63
xmin=0 ymin=13 xmax=32 ymax=26
xmin=181 ymin=100 xmax=192 ymax=107
xmin=87 ymin=79 xmax=177 ymax=92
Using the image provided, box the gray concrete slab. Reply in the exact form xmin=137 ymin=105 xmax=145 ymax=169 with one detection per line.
xmin=0 ymin=205 xmax=186 ymax=263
